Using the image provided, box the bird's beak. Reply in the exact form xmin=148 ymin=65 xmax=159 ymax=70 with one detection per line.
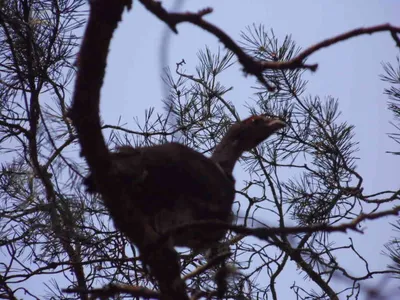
xmin=266 ymin=118 xmax=286 ymax=131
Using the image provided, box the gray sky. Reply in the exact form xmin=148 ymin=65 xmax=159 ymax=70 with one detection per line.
xmin=5 ymin=1 xmax=399 ymax=299
xmin=99 ymin=1 xmax=399 ymax=298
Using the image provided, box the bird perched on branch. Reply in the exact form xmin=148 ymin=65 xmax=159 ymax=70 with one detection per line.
xmin=85 ymin=115 xmax=285 ymax=251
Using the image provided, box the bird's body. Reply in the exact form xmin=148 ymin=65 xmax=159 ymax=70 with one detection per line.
xmin=85 ymin=116 xmax=285 ymax=250
xmin=101 ymin=143 xmax=235 ymax=249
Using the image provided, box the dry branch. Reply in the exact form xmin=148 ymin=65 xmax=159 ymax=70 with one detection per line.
xmin=68 ymin=1 xmax=188 ymax=299
xmin=139 ymin=1 xmax=400 ymax=92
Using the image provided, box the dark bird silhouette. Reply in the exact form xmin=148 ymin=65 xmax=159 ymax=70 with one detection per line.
xmin=85 ymin=115 xmax=285 ymax=250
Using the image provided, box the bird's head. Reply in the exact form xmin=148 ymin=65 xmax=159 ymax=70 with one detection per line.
xmin=225 ymin=115 xmax=286 ymax=152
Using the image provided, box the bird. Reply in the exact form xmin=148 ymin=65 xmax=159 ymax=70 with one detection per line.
xmin=84 ymin=115 xmax=285 ymax=251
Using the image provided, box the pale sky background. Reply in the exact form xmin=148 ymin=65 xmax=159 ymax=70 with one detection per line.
xmin=99 ymin=1 xmax=400 ymax=299
xmin=5 ymin=1 xmax=400 ymax=299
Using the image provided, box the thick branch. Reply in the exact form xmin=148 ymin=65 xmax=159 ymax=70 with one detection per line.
xmin=68 ymin=1 xmax=188 ymax=299
xmin=69 ymin=1 xmax=123 ymax=176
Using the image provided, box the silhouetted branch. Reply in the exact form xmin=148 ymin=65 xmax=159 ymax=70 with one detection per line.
xmin=166 ymin=205 xmax=400 ymax=241
xmin=63 ymin=284 xmax=160 ymax=299
xmin=139 ymin=1 xmax=400 ymax=92
xmin=294 ymin=23 xmax=400 ymax=63
xmin=68 ymin=1 xmax=188 ymax=299
xmin=183 ymin=252 xmax=231 ymax=281
xmin=138 ymin=0 xmax=315 ymax=91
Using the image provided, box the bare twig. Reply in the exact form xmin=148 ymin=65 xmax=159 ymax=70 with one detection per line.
xmin=165 ymin=205 xmax=400 ymax=241
xmin=183 ymin=252 xmax=230 ymax=281
xmin=139 ymin=1 xmax=400 ymax=92
xmin=293 ymin=23 xmax=400 ymax=63
xmin=63 ymin=284 xmax=160 ymax=299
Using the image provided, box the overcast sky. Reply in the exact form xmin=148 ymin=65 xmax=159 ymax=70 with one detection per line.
xmin=98 ymin=1 xmax=400 ymax=298
xmin=6 ymin=1 xmax=399 ymax=298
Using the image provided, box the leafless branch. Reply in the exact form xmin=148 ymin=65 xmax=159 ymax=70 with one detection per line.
xmin=139 ymin=1 xmax=400 ymax=92
xmin=166 ymin=205 xmax=400 ymax=241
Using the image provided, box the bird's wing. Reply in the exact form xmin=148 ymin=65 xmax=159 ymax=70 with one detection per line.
xmin=111 ymin=143 xmax=235 ymax=218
